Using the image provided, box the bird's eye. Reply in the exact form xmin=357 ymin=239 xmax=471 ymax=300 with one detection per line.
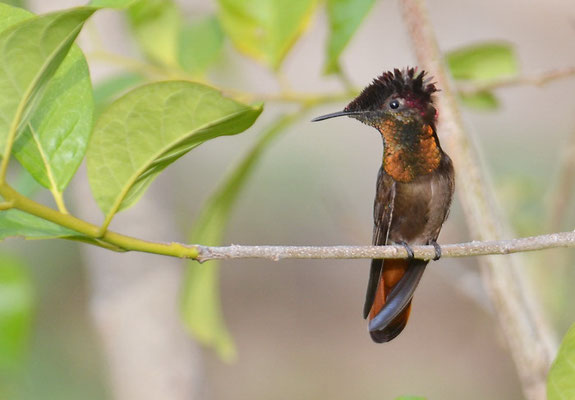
xmin=389 ymin=100 xmax=400 ymax=109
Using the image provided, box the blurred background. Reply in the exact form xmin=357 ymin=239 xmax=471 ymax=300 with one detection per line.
xmin=1 ymin=0 xmax=575 ymax=399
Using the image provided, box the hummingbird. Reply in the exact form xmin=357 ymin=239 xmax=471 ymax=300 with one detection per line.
xmin=312 ymin=68 xmax=454 ymax=342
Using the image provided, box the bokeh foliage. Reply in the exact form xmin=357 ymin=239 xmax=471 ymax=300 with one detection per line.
xmin=0 ymin=1 xmax=572 ymax=399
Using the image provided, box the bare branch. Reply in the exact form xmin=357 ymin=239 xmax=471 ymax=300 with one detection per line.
xmin=457 ymin=66 xmax=575 ymax=95
xmin=546 ymin=127 xmax=575 ymax=232
xmin=194 ymin=231 xmax=575 ymax=262
xmin=400 ymin=1 xmax=557 ymax=399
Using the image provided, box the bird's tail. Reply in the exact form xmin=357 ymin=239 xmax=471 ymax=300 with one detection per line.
xmin=364 ymin=258 xmax=427 ymax=343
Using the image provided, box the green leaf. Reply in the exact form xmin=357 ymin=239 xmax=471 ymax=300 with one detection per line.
xmin=0 ymin=255 xmax=33 ymax=373
xmin=93 ymin=72 xmax=144 ymax=115
xmin=0 ymin=168 xmax=84 ymax=241
xmin=459 ymin=91 xmax=499 ymax=110
xmin=183 ymin=263 xmax=234 ymax=361
xmin=0 ymin=2 xmax=31 ymax=32
xmin=446 ymin=42 xmax=518 ymax=82
xmin=0 ymin=7 xmax=95 ymax=157
xmin=13 ymin=46 xmax=94 ymax=192
xmin=91 ymin=0 xmax=139 ymax=8
xmin=127 ymin=0 xmax=182 ymax=67
xmin=548 ymin=323 xmax=575 ymax=400
xmin=218 ymin=0 xmax=318 ymax=70
xmin=0 ymin=209 xmax=81 ymax=240
xmin=13 ymin=167 xmax=43 ymax=198
xmin=324 ymin=0 xmax=376 ymax=74
xmin=178 ymin=16 xmax=224 ymax=77
xmin=87 ymin=81 xmax=263 ymax=225
xmin=183 ymin=113 xmax=297 ymax=361
xmin=1 ymin=0 xmax=27 ymax=9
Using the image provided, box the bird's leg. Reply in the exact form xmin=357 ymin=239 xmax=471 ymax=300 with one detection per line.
xmin=430 ymin=240 xmax=441 ymax=261
xmin=398 ymin=241 xmax=415 ymax=259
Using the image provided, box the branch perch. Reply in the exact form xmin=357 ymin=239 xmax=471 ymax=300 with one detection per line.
xmin=400 ymin=1 xmax=557 ymax=399
xmin=2 ymin=178 xmax=575 ymax=261
xmin=195 ymin=232 xmax=575 ymax=262
xmin=457 ymin=66 xmax=575 ymax=95
xmin=196 ymin=232 xmax=575 ymax=262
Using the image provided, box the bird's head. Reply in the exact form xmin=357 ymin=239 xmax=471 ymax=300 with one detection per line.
xmin=312 ymin=68 xmax=437 ymax=131
xmin=313 ymin=68 xmax=442 ymax=182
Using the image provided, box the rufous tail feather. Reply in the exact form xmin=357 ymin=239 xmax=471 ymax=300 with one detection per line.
xmin=367 ymin=259 xmax=426 ymax=342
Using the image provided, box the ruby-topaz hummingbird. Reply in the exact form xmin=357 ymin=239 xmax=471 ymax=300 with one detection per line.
xmin=312 ymin=68 xmax=454 ymax=342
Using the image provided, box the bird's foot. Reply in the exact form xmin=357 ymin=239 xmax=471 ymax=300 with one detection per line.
xmin=398 ymin=241 xmax=415 ymax=259
xmin=430 ymin=240 xmax=441 ymax=261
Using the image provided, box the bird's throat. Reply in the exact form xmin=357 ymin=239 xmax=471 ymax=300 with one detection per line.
xmin=379 ymin=122 xmax=441 ymax=183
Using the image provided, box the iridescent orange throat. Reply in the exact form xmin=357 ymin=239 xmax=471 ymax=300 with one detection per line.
xmin=377 ymin=120 xmax=441 ymax=183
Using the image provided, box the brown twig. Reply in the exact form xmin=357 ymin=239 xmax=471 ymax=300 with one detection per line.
xmin=400 ymin=1 xmax=557 ymax=399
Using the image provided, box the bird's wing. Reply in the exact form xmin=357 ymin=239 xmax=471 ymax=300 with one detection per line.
xmin=363 ymin=167 xmax=396 ymax=318
xmin=365 ymin=156 xmax=454 ymax=342
xmin=364 ymin=168 xmax=434 ymax=342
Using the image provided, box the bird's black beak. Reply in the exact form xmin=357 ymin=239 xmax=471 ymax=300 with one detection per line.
xmin=311 ymin=110 xmax=365 ymax=122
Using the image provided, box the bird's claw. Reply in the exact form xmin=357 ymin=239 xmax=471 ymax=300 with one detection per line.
xmin=398 ymin=241 xmax=415 ymax=259
xmin=430 ymin=240 xmax=441 ymax=261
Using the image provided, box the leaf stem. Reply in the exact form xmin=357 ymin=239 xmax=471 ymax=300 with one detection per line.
xmin=27 ymin=125 xmax=70 ymax=214
xmin=50 ymin=189 xmax=69 ymax=214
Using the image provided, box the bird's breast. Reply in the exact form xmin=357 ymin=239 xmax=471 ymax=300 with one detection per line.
xmin=382 ymin=124 xmax=441 ymax=183
xmin=387 ymin=164 xmax=452 ymax=244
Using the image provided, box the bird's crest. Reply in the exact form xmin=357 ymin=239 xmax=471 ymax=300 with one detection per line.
xmin=345 ymin=68 xmax=437 ymax=113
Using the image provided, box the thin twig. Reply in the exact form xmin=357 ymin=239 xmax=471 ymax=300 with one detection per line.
xmin=88 ymin=50 xmax=358 ymax=106
xmin=400 ymin=1 xmax=557 ymax=400
xmin=195 ymin=231 xmax=575 ymax=262
xmin=546 ymin=127 xmax=575 ymax=232
xmin=457 ymin=66 xmax=575 ymax=95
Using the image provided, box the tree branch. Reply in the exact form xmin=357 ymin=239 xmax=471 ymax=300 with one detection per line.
xmin=546 ymin=127 xmax=575 ymax=232
xmin=2 ymin=173 xmax=574 ymax=262
xmin=457 ymin=66 xmax=575 ymax=95
xmin=400 ymin=1 xmax=557 ymax=399
xmin=195 ymin=231 xmax=575 ymax=262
